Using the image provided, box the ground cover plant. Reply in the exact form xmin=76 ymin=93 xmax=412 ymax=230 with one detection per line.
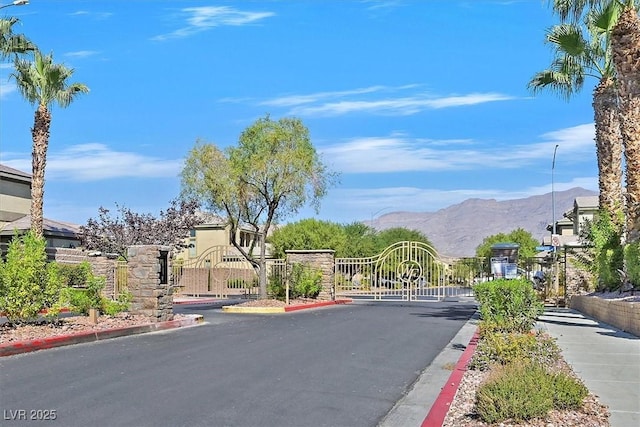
xmin=467 ymin=279 xmax=591 ymax=424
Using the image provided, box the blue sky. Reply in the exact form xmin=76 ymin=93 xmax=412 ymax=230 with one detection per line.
xmin=0 ymin=0 xmax=598 ymax=227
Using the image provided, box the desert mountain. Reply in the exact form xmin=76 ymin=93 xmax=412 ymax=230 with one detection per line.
xmin=370 ymin=187 xmax=597 ymax=258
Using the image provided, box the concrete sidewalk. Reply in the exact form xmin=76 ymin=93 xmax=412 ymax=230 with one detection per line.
xmin=537 ymin=308 xmax=640 ymax=427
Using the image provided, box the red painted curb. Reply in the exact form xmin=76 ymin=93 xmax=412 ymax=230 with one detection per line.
xmin=173 ymin=298 xmax=221 ymax=305
xmin=0 ymin=315 xmax=204 ymax=357
xmin=284 ymin=299 xmax=352 ymax=312
xmin=421 ymin=329 xmax=480 ymax=427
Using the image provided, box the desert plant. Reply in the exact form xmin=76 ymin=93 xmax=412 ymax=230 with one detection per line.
xmin=623 ymin=242 xmax=640 ymax=289
xmin=0 ymin=231 xmax=64 ymax=322
xmin=575 ymin=211 xmax=625 ymax=291
xmin=102 ymin=291 xmax=132 ymax=316
xmin=57 ymin=262 xmax=92 ymax=288
xmin=268 ymin=272 xmax=287 ymax=300
xmin=289 ymin=263 xmax=323 ymax=299
xmin=475 ymin=360 xmax=587 ymax=423
xmin=474 ymin=279 xmax=544 ymax=333
xmin=469 ymin=330 xmax=561 ymax=371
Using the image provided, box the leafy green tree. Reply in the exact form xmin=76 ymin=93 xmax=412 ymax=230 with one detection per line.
xmin=375 ymin=227 xmax=434 ymax=253
xmin=11 ymin=50 xmax=89 ymax=237
xmin=475 ymin=228 xmax=540 ymax=261
xmin=268 ymin=219 xmax=347 ymax=259
xmin=341 ymin=221 xmax=378 ymax=257
xmin=181 ymin=115 xmax=337 ymax=298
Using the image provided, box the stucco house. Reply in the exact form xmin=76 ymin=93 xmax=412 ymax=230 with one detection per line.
xmin=543 ymin=195 xmax=599 ymax=247
xmin=0 ymin=163 xmax=81 ymax=253
xmin=176 ymin=214 xmax=269 ymax=261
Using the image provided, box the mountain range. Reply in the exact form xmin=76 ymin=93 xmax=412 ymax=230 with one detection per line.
xmin=370 ymin=187 xmax=598 ymax=258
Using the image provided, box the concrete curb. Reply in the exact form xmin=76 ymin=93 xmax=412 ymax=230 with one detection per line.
xmin=173 ymin=298 xmax=222 ymax=305
xmin=221 ymin=299 xmax=352 ymax=314
xmin=0 ymin=314 xmax=205 ymax=357
xmin=421 ymin=330 xmax=479 ymax=426
xmin=378 ymin=311 xmax=479 ymax=427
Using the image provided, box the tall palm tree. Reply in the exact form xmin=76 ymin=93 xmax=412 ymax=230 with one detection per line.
xmin=0 ymin=16 xmax=34 ymax=60
xmin=11 ymin=50 xmax=89 ymax=237
xmin=611 ymin=2 xmax=640 ymax=243
xmin=551 ymin=0 xmax=640 ymax=243
xmin=530 ymin=4 xmax=624 ymax=225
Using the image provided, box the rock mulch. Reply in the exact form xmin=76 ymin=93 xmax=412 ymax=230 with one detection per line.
xmin=0 ymin=313 xmax=188 ymax=345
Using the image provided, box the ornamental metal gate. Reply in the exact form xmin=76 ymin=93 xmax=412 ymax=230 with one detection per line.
xmin=173 ymin=245 xmax=286 ymax=298
xmin=334 ymin=241 xmax=473 ymax=301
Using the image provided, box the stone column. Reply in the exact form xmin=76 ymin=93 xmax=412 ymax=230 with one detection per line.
xmin=127 ymin=245 xmax=173 ymax=322
xmin=285 ymin=250 xmax=335 ymax=300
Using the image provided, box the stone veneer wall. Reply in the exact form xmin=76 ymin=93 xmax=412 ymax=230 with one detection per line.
xmin=46 ymin=247 xmax=118 ymax=297
xmin=285 ymin=250 xmax=335 ymax=301
xmin=570 ymin=295 xmax=640 ymax=337
xmin=127 ymin=245 xmax=173 ymax=322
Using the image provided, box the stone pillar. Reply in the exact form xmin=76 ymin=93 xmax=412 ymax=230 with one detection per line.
xmin=285 ymin=250 xmax=335 ymax=300
xmin=127 ymin=245 xmax=173 ymax=322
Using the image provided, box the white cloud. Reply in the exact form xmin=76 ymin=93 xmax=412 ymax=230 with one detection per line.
xmin=2 ymin=144 xmax=182 ymax=181
xmin=70 ymin=10 xmax=113 ymax=19
xmin=320 ymin=123 xmax=596 ymax=174
xmin=0 ymin=81 xmax=16 ymax=99
xmin=64 ymin=50 xmax=99 ymax=59
xmin=261 ymin=86 xmax=514 ymax=117
xmin=152 ymin=6 xmax=275 ymax=41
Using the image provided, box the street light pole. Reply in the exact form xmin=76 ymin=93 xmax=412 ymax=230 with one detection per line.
xmin=552 ymin=144 xmax=559 ymax=302
xmin=0 ymin=0 xmax=29 ymax=10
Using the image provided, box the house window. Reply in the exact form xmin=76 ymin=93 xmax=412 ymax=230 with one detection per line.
xmin=188 ymin=238 xmax=196 ymax=258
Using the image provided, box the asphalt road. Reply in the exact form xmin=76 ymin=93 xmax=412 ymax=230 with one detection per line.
xmin=0 ymin=301 xmax=476 ymax=427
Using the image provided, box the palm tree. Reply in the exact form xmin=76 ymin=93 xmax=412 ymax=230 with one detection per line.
xmin=611 ymin=2 xmax=640 ymax=243
xmin=551 ymin=0 xmax=640 ymax=243
xmin=10 ymin=49 xmax=89 ymax=237
xmin=530 ymin=4 xmax=624 ymax=225
xmin=0 ymin=16 xmax=34 ymax=60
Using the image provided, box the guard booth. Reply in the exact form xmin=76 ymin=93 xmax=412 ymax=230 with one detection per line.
xmin=490 ymin=243 xmax=519 ymax=279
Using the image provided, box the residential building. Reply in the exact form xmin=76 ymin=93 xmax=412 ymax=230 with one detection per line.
xmin=543 ymin=195 xmax=599 ymax=247
xmin=0 ymin=163 xmax=81 ymax=254
xmin=177 ymin=215 xmax=267 ymax=261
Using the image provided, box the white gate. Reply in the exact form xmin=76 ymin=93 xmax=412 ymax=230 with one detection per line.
xmin=335 ymin=241 xmax=473 ymax=301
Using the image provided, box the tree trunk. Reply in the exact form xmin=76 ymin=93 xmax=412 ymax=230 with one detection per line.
xmin=612 ymin=6 xmax=640 ymax=244
xmin=30 ymin=103 xmax=51 ymax=239
xmin=593 ymin=76 xmax=624 ymax=226
xmin=259 ymin=231 xmax=267 ymax=299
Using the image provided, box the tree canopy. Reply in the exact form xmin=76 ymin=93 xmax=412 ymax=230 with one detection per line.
xmin=269 ymin=220 xmax=434 ymax=259
xmin=79 ymin=198 xmax=202 ymax=260
xmin=475 ymin=228 xmax=540 ymax=260
xmin=181 ymin=114 xmax=337 ymax=297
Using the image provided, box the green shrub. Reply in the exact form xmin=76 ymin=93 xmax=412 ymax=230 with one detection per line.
xmin=475 ymin=362 xmax=555 ymax=423
xmin=469 ymin=330 xmax=561 ymax=371
xmin=289 ymin=263 xmax=322 ymax=299
xmin=624 ymin=242 xmax=640 ymax=289
xmin=102 ymin=291 xmax=132 ymax=316
xmin=473 ymin=279 xmax=543 ymax=333
xmin=0 ymin=231 xmax=65 ymax=322
xmin=475 ymin=361 xmax=587 ymax=424
xmin=57 ymin=262 xmax=92 ymax=288
xmin=268 ymin=272 xmax=286 ymax=300
xmin=60 ymin=272 xmax=106 ymax=315
xmin=268 ymin=264 xmax=323 ymax=300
